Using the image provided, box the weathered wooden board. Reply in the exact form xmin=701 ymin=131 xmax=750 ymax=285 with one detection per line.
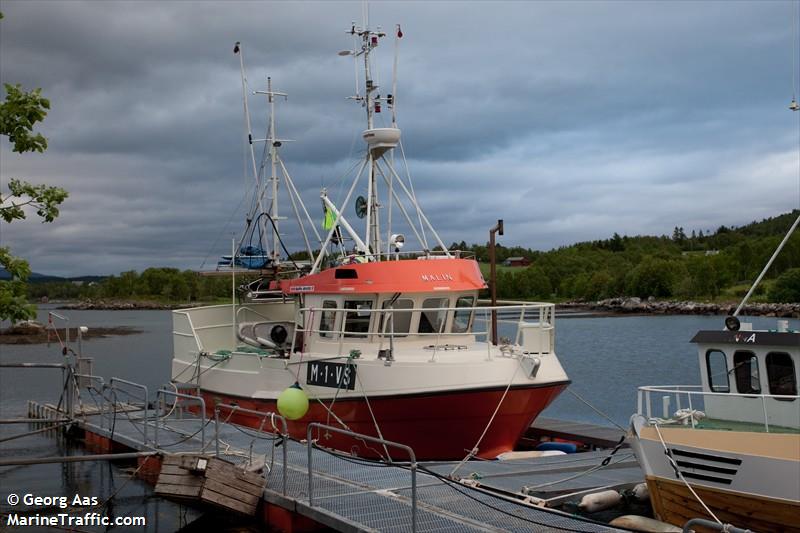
xmin=154 ymin=455 xmax=266 ymax=515
xmin=154 ymin=455 xmax=205 ymax=500
xmin=199 ymin=457 xmax=266 ymax=515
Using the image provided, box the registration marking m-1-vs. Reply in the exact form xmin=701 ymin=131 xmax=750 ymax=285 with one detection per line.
xmin=307 ymin=361 xmax=357 ymax=390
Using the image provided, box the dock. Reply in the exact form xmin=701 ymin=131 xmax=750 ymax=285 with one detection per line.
xmin=525 ymin=417 xmax=628 ymax=450
xmin=1 ymin=362 xmax=639 ymax=532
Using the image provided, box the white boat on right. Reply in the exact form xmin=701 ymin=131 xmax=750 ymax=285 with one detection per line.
xmin=629 ymin=314 xmax=799 ymax=532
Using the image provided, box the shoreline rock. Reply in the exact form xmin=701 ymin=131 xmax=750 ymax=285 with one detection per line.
xmin=559 ymin=298 xmax=800 ymax=318
xmin=56 ymin=299 xmax=204 ymax=311
xmin=0 ymin=322 xmax=143 ymax=344
xmin=51 ymin=298 xmax=800 ymax=318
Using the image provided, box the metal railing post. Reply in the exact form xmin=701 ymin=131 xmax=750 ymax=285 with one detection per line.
xmin=74 ymin=374 xmax=105 ymax=428
xmin=762 ymin=396 xmax=770 ymax=433
xmin=637 ymin=389 xmax=643 ymax=415
xmin=306 ymin=423 xmax=417 ymax=532
xmin=307 ymin=425 xmax=314 ymax=506
xmin=110 ymin=378 xmax=149 ymax=445
xmin=214 ymin=406 xmax=220 ymax=457
xmin=155 ymin=389 xmax=206 ymax=452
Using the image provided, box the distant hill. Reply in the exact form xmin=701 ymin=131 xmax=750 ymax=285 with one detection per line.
xmin=465 ymin=209 xmax=800 ymax=303
xmin=0 ymin=269 xmax=105 ymax=283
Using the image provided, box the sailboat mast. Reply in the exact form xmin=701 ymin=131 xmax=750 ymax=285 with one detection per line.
xmin=268 ymin=77 xmax=280 ymax=263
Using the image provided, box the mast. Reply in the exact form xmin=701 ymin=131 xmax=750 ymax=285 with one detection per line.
xmin=269 ymin=78 xmax=280 ymax=262
xmin=253 ymin=80 xmax=289 ymax=265
xmin=346 ymin=22 xmax=387 ymax=259
xmin=310 ymin=17 xmax=452 ymax=274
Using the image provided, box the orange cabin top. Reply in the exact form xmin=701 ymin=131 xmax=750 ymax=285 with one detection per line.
xmin=273 ymin=258 xmax=487 ymax=295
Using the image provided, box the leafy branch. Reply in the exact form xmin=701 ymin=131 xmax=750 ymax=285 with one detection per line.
xmin=0 ymin=178 xmax=68 ymax=223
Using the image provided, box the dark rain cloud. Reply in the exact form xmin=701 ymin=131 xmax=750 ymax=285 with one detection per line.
xmin=1 ymin=0 xmax=798 ymax=276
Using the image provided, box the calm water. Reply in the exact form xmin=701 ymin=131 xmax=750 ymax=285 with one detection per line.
xmin=1 ymin=307 xmax=797 ymax=531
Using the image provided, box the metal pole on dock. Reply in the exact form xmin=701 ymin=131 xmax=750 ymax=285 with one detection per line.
xmin=0 ymin=451 xmax=159 ymax=467
xmin=488 ymin=219 xmax=503 ymax=346
xmin=0 ymin=422 xmax=72 ymax=444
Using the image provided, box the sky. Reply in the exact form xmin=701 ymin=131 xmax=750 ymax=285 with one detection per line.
xmin=1 ymin=0 xmax=799 ymax=277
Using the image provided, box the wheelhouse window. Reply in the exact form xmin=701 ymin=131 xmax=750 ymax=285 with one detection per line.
xmin=319 ymin=300 xmax=338 ymax=338
xmin=733 ymin=351 xmax=760 ymax=394
xmin=343 ymin=300 xmax=373 ymax=338
xmin=766 ymin=352 xmax=797 ymax=397
xmin=419 ymin=298 xmax=448 ymax=334
xmin=451 ymin=296 xmax=475 ymax=334
xmin=706 ymin=350 xmax=730 ymax=393
xmin=379 ymin=299 xmax=413 ymax=338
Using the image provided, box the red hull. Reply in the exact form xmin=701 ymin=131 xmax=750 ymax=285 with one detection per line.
xmin=197 ymin=383 xmax=568 ymax=460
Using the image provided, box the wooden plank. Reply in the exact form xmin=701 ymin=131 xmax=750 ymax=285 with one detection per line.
xmin=202 ymin=478 xmax=260 ymax=506
xmin=200 ymin=486 xmax=257 ymax=515
xmin=160 ymin=455 xmax=187 ymax=467
xmin=154 ymin=483 xmax=203 ymax=498
xmin=159 ymin=464 xmax=200 ymax=476
xmin=206 ymin=458 xmax=265 ymax=493
xmin=204 ymin=467 xmax=265 ymax=495
xmin=156 ymin=473 xmax=204 ymax=486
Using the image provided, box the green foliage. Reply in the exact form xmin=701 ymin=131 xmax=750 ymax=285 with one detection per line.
xmin=0 ymin=83 xmax=50 ymax=153
xmin=0 ymin=247 xmax=36 ymax=322
xmin=0 ymin=83 xmax=68 ymax=225
xmin=28 ymin=268 xmax=246 ymax=303
xmin=768 ymin=268 xmax=800 ymax=303
xmin=477 ymin=210 xmax=799 ymax=302
xmin=0 ymin=34 xmax=69 ymax=322
xmin=626 ymin=256 xmax=681 ymax=298
xmin=1 ymin=178 xmax=68 ymax=223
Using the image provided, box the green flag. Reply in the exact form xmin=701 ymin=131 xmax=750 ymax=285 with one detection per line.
xmin=323 ymin=207 xmax=335 ymax=231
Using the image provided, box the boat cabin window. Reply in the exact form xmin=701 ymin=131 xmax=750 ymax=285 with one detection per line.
xmin=766 ymin=352 xmax=797 ymax=397
xmin=419 ymin=298 xmax=448 ymax=334
xmin=451 ymin=296 xmax=475 ymax=333
xmin=319 ymin=300 xmax=338 ymax=338
xmin=706 ymin=349 xmax=730 ymax=393
xmin=343 ymin=300 xmax=373 ymax=338
xmin=733 ymin=351 xmax=760 ymax=394
xmin=379 ymin=299 xmax=413 ymax=337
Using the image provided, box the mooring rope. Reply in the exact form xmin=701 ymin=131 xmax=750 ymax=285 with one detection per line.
xmin=652 ymin=422 xmax=722 ymax=524
xmin=449 ymin=356 xmax=522 ymax=478
xmin=567 ymin=388 xmax=627 ymax=432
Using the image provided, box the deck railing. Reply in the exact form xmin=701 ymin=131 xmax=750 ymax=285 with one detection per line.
xmin=637 ymin=384 xmax=799 ymax=433
xmin=295 ymin=302 xmax=555 ymax=360
xmin=306 ymin=423 xmax=418 ymax=533
xmin=173 ymin=300 xmax=555 ymax=362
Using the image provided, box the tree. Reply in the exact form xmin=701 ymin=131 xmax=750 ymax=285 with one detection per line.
xmin=0 ymin=29 xmax=69 ymax=321
xmin=0 ymin=247 xmax=35 ymax=322
xmin=768 ymin=268 xmax=800 ymax=303
xmin=626 ymin=256 xmax=679 ymax=298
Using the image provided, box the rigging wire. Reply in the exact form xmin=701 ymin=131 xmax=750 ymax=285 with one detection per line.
xmin=793 ymin=0 xmax=799 ymax=103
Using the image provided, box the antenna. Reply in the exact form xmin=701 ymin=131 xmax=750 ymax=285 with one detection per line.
xmin=391 ymin=24 xmax=401 ymax=126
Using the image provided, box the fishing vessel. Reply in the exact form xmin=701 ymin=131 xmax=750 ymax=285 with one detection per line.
xmin=629 ymin=218 xmax=800 ymax=531
xmin=170 ymin=22 xmax=569 ymax=460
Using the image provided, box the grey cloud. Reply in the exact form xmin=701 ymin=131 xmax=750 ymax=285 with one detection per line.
xmin=1 ymin=0 xmax=798 ymax=276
